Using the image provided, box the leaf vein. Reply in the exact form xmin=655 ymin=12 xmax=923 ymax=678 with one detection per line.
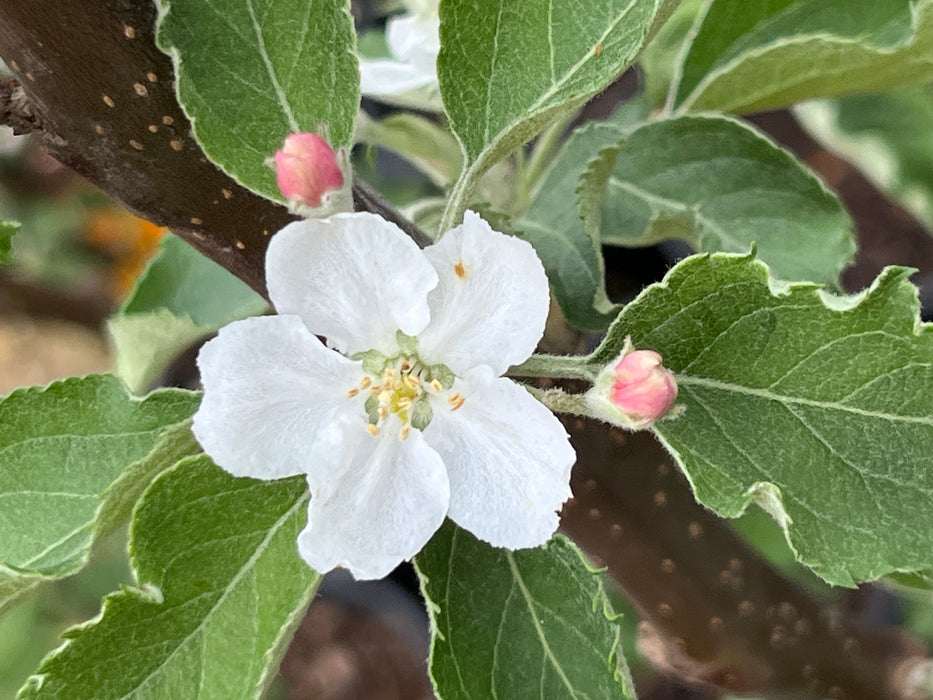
xmin=505 ymin=552 xmax=578 ymax=698
xmin=244 ymin=0 xmax=299 ymax=131
xmin=117 ymin=492 xmax=308 ymax=699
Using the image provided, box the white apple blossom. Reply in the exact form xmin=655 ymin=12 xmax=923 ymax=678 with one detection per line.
xmin=192 ymin=210 xmax=575 ymax=580
xmin=358 ymin=0 xmax=442 ymax=110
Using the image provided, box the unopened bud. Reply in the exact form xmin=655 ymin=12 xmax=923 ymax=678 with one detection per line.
xmin=587 ymin=338 xmax=678 ymax=430
xmin=274 ymin=132 xmax=348 ymax=214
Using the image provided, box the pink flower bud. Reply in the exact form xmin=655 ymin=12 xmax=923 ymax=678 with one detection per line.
xmin=609 ymin=350 xmax=678 ymax=424
xmin=587 ymin=339 xmax=678 ymax=429
xmin=274 ymin=133 xmax=344 ymax=208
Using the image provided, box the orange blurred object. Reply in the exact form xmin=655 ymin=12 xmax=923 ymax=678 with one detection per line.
xmin=83 ymin=208 xmax=166 ymax=300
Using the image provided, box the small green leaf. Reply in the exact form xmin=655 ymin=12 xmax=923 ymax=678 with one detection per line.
xmin=19 ymin=456 xmax=317 ymax=699
xmin=438 ymin=0 xmax=675 ymax=230
xmin=156 ymin=0 xmax=359 ymax=200
xmin=594 ymin=253 xmax=933 ymax=586
xmin=415 ymin=521 xmax=634 ymax=700
xmin=0 ymin=375 xmax=199 ymax=613
xmin=586 ymin=114 xmax=854 ymax=286
xmin=109 ymin=234 xmax=268 ymax=393
xmin=672 ymin=0 xmax=933 ymax=114
xmin=795 ymin=85 xmax=933 ymax=234
xmin=516 ymin=122 xmax=627 ymax=330
xmin=0 ymin=220 xmax=19 ymax=265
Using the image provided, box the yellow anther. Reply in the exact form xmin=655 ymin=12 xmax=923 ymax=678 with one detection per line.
xmin=399 ymin=425 xmax=411 ymax=441
xmin=378 ymin=406 xmax=389 ymax=420
xmin=447 ymin=392 xmax=462 ymax=404
xmin=367 ymin=424 xmax=380 ymax=436
xmin=369 ymin=385 xmax=381 ymax=395
xmin=404 ymin=375 xmax=421 ymax=390
xmin=384 ymin=367 xmax=395 ymax=378
xmin=430 ymin=379 xmax=443 ymax=392
xmin=346 ymin=387 xmax=360 ymax=398
xmin=360 ymin=376 xmax=372 ymax=389
xmin=397 ymin=397 xmax=413 ymax=410
xmin=449 ymin=395 xmax=465 ymax=411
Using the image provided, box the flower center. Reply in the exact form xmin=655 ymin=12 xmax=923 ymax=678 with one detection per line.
xmin=347 ymin=342 xmax=460 ymax=440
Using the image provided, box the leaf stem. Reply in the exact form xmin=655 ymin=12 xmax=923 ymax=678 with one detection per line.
xmin=508 ymin=353 xmax=597 ymax=381
xmin=524 ymin=385 xmax=599 ymax=419
xmin=438 ymin=162 xmax=480 ymax=234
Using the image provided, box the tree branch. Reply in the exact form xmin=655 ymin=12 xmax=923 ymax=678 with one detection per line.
xmin=0 ymin=0 xmax=428 ymax=297
xmin=561 ymin=420 xmax=931 ymax=699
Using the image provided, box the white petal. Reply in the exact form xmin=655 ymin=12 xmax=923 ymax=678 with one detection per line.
xmin=423 ymin=366 xmax=575 ymax=549
xmin=193 ymin=315 xmax=364 ymax=481
xmin=386 ymin=14 xmax=439 ymax=72
xmin=359 ymin=58 xmax=437 ymax=96
xmin=297 ymin=417 xmax=450 ymax=580
xmin=266 ymin=213 xmax=438 ymax=356
xmin=418 ymin=211 xmax=551 ymax=376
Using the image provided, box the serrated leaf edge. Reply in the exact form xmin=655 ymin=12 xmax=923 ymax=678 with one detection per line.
xmin=0 ymin=376 xmax=200 ymax=612
xmin=415 ymin=528 xmax=633 ymax=699
xmin=20 ymin=455 xmax=315 ymax=699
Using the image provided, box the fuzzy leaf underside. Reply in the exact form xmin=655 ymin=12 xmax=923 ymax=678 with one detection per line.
xmin=516 ymin=121 xmax=627 ymax=330
xmin=586 ymin=114 xmax=855 ymax=286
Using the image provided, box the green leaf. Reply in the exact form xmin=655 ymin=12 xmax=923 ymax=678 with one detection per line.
xmin=672 ymin=0 xmax=933 ymax=115
xmin=639 ymin=0 xmax=705 ymax=109
xmin=355 ymin=111 xmax=463 ymax=188
xmin=0 ymin=375 xmax=200 ymax=614
xmin=109 ymin=234 xmax=268 ymax=394
xmin=516 ymin=122 xmax=627 ymax=330
xmin=0 ymin=220 xmax=19 ymax=264
xmin=415 ymin=521 xmax=634 ymax=700
xmin=795 ymin=85 xmax=933 ymax=234
xmin=19 ymin=456 xmax=317 ymax=699
xmin=156 ymin=0 xmax=359 ymax=200
xmin=593 ymin=253 xmax=933 ymax=586
xmin=586 ymin=114 xmax=854 ymax=286
xmin=437 ymin=0 xmax=676 ymax=231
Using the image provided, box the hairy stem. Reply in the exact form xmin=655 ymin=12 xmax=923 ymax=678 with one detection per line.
xmin=508 ymin=353 xmax=597 ymax=381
